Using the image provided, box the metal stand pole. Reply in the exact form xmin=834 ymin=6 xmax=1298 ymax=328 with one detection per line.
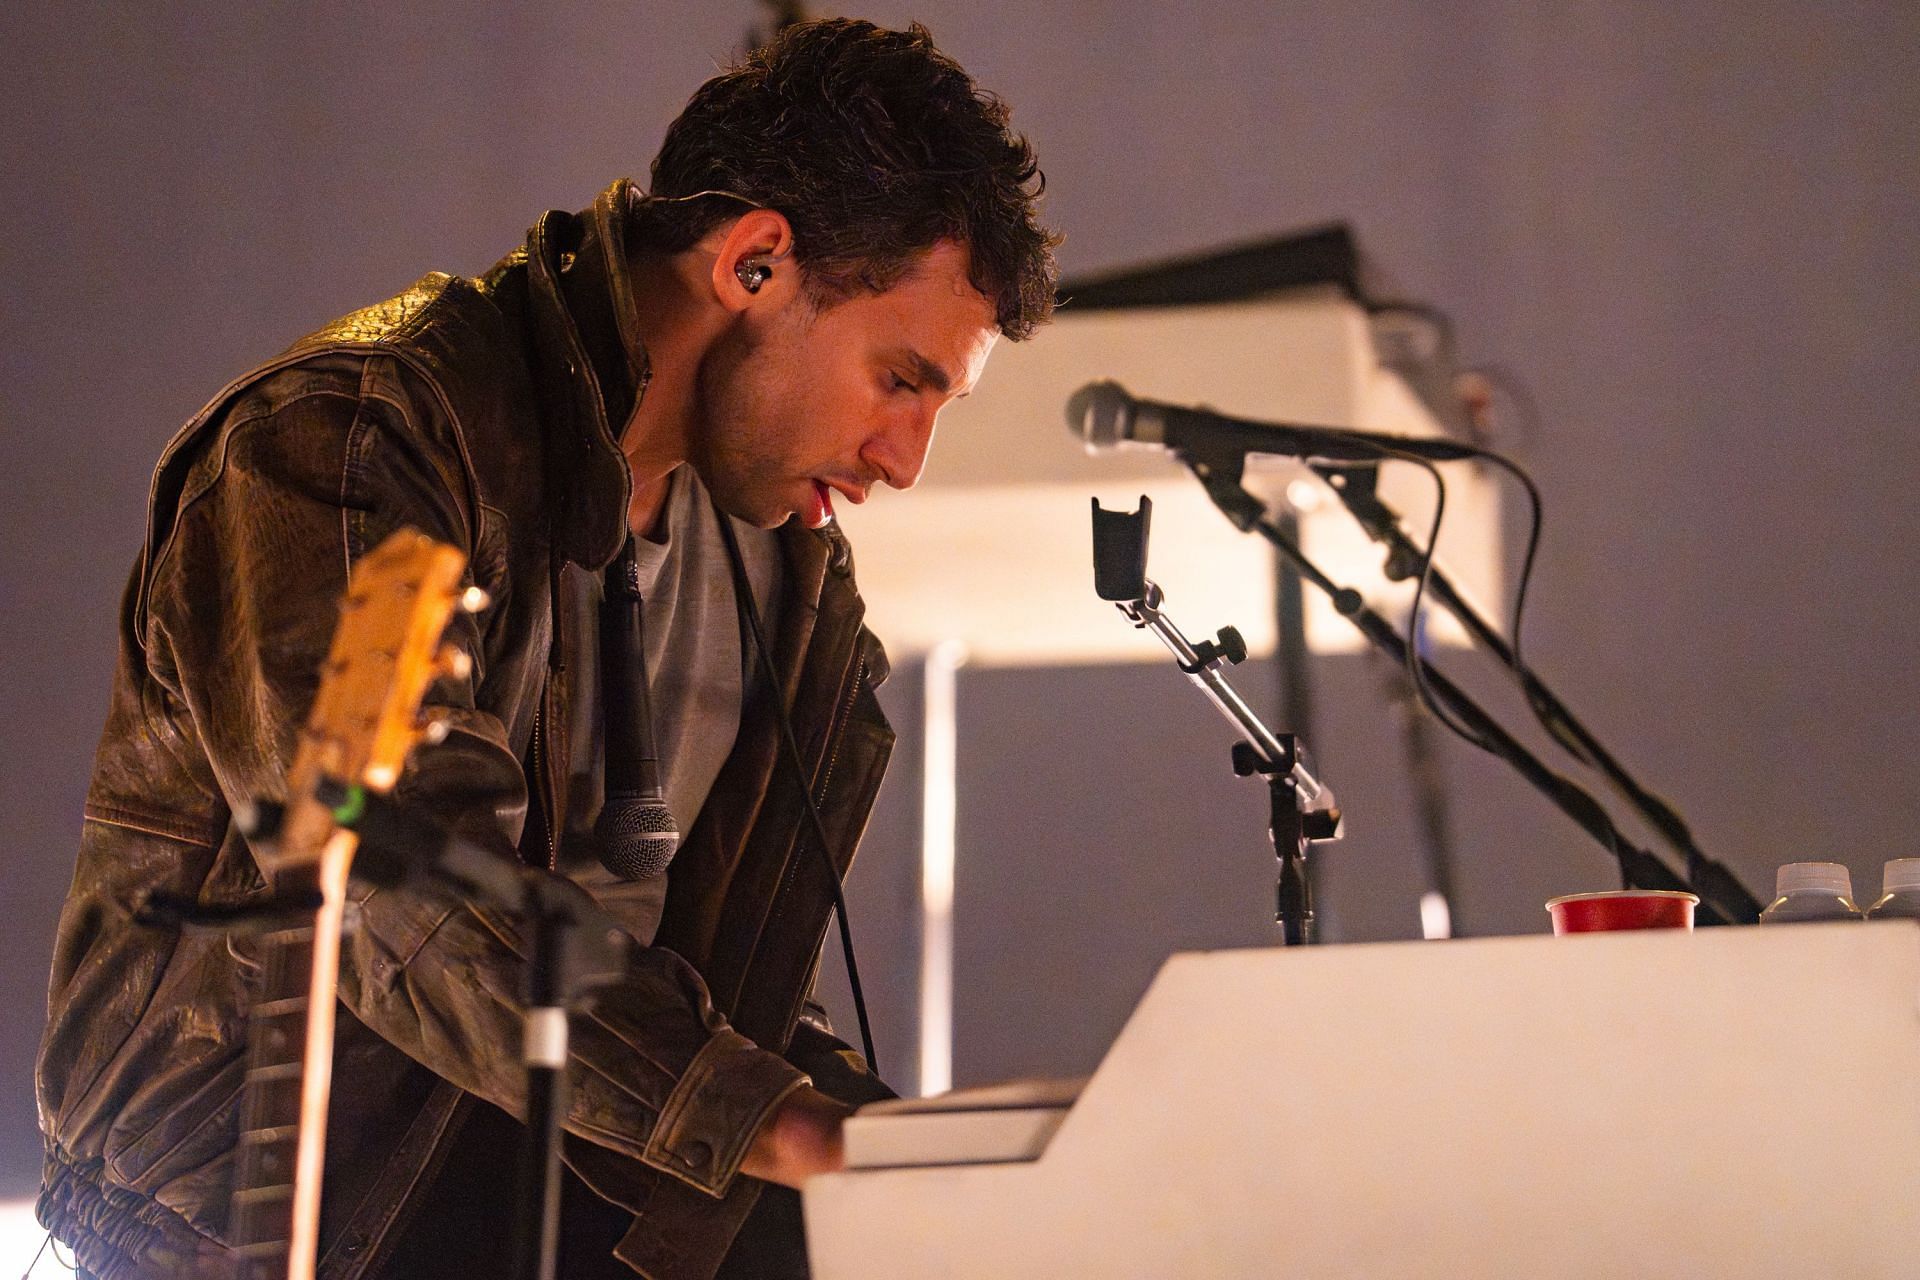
xmin=510 ymin=888 xmax=572 ymax=1280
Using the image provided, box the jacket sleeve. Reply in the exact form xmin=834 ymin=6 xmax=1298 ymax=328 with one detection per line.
xmin=140 ymin=357 xmax=805 ymax=1197
xmin=785 ymin=1016 xmax=897 ymax=1109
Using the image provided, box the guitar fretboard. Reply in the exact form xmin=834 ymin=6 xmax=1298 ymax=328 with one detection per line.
xmin=229 ymin=874 xmax=319 ymax=1279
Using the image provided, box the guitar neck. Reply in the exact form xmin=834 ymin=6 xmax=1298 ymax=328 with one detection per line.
xmin=229 ymin=823 xmax=354 ymax=1280
xmin=230 ymin=864 xmax=317 ymax=1279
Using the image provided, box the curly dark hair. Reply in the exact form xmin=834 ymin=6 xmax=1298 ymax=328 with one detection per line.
xmin=635 ymin=18 xmax=1059 ymax=340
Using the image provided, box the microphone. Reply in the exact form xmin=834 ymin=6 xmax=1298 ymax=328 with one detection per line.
xmin=1066 ymin=380 xmax=1485 ymax=464
xmin=594 ymin=537 xmax=679 ymax=879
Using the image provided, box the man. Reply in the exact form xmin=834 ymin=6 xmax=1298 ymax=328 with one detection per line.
xmin=35 ymin=18 xmax=1057 ymax=1280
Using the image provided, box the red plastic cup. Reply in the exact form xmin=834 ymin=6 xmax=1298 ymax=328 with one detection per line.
xmin=1546 ymin=889 xmax=1698 ymax=935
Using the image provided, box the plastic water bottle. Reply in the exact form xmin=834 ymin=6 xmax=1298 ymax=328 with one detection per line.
xmin=1758 ymin=862 xmax=1863 ymax=923
xmin=1865 ymin=859 xmax=1920 ymax=921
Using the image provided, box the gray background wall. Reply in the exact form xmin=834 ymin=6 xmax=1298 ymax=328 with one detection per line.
xmin=4 ymin=0 xmax=1916 ymax=1204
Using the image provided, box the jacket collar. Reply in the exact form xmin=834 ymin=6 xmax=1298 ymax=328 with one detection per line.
xmin=523 ymin=178 xmax=648 ymax=572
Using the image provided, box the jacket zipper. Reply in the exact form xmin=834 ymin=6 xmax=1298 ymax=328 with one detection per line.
xmin=812 ymin=651 xmax=866 ymax=812
xmin=531 ymin=700 xmax=558 ymax=871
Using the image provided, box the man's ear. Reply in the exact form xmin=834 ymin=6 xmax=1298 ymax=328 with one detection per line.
xmin=711 ymin=208 xmax=796 ymax=312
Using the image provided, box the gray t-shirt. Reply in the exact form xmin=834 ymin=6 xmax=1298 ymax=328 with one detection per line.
xmin=561 ymin=464 xmax=782 ymax=944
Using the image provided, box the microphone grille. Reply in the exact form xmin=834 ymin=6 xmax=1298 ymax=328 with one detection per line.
xmin=595 ymin=799 xmax=680 ymax=880
xmin=1065 ymin=380 xmax=1133 ymax=451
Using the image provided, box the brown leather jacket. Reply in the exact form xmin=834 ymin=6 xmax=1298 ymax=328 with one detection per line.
xmin=35 ymin=181 xmax=895 ymax=1280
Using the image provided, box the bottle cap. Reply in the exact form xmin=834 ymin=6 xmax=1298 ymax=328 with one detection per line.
xmin=1776 ymin=861 xmax=1853 ymax=899
xmin=1884 ymin=859 xmax=1920 ymax=895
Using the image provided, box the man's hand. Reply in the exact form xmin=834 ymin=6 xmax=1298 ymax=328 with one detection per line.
xmin=741 ymin=1084 xmax=854 ymax=1189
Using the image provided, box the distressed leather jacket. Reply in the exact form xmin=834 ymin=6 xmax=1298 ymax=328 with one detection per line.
xmin=35 ymin=180 xmax=894 ymax=1280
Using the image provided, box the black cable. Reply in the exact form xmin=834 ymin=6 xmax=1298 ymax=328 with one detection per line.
xmin=1477 ymin=448 xmax=1687 ymax=795
xmin=1309 ymin=436 xmax=1751 ymax=900
xmin=714 ymin=512 xmax=879 ymax=1076
xmin=1331 ymin=371 xmax=1559 ymax=768
xmin=1319 ymin=439 xmax=1494 ymax=754
xmin=1354 ymin=378 xmax=1667 ymax=806
xmin=1243 ymin=504 xmax=1637 ymax=869
xmin=1347 ymin=434 xmax=1562 ymax=772
xmin=1466 ymin=451 xmax=1561 ymax=759
xmin=1316 ymin=430 xmax=1549 ymax=764
xmin=1339 ymin=311 xmax=1553 ymax=726
xmin=1387 ymin=453 xmax=1488 ymax=751
xmin=1370 ymin=442 xmax=1550 ymax=750
xmin=1312 ymin=441 xmax=1622 ymax=865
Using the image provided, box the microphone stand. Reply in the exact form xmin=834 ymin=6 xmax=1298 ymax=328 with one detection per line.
xmin=1180 ymin=458 xmax=1757 ymax=925
xmin=1093 ymin=499 xmax=1342 ymax=944
xmin=1309 ymin=463 xmax=1762 ymax=924
xmin=1271 ymin=510 xmax=1331 ymax=937
xmin=1128 ymin=582 xmax=1344 ymax=943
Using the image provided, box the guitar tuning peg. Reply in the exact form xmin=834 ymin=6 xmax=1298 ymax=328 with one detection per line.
xmin=459 ymin=585 xmax=492 ymax=614
xmin=417 ymin=712 xmax=453 ymax=746
xmin=436 ymin=645 xmax=473 ymax=682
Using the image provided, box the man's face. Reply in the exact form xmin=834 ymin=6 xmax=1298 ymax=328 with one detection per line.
xmin=690 ymin=239 xmax=1000 ymax=529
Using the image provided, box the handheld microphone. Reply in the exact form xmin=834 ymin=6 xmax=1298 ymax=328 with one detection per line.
xmin=1066 ymin=380 xmax=1485 ymax=465
xmin=595 ymin=537 xmax=679 ymax=879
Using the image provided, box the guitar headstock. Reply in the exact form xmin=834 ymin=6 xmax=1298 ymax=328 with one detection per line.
xmin=260 ymin=529 xmax=483 ymax=875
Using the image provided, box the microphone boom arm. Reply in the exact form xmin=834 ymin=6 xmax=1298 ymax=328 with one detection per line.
xmin=1308 ymin=463 xmax=1759 ymax=922
xmin=1120 ymin=582 xmax=1328 ymax=808
xmin=1182 ymin=459 xmax=1759 ymax=925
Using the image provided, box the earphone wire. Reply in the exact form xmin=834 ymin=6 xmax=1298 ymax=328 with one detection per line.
xmin=632 ymin=187 xmax=793 ymax=294
xmin=634 ymin=186 xmax=764 ymax=211
xmin=714 ymin=509 xmax=880 ymax=1076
